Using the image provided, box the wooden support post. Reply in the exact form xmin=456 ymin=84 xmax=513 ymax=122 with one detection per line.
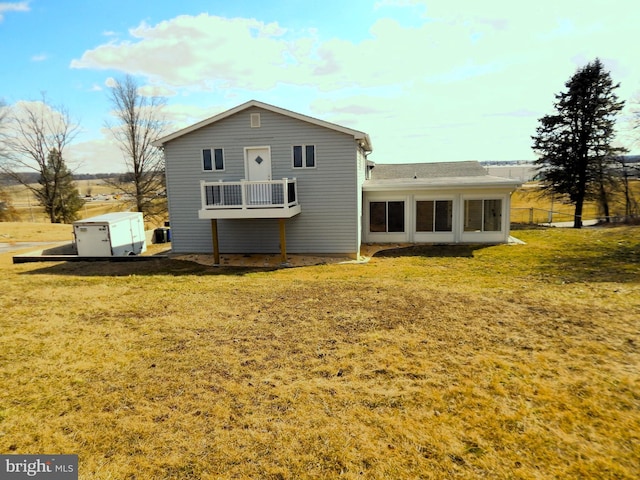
xmin=279 ymin=218 xmax=287 ymax=264
xmin=210 ymin=219 xmax=220 ymax=264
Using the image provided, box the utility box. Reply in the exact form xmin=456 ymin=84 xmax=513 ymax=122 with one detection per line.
xmin=73 ymin=212 xmax=147 ymax=257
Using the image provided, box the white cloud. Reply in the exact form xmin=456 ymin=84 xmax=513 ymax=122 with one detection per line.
xmin=103 ymin=76 xmax=176 ymax=98
xmin=67 ymin=135 xmax=124 ymax=174
xmin=138 ymin=84 xmax=176 ymax=97
xmin=0 ymin=1 xmax=29 ymax=22
xmin=104 ymin=77 xmax=117 ymax=88
xmin=72 ymin=14 xmax=309 ymax=91
xmin=162 ymin=103 xmax=226 ymax=130
xmin=30 ymin=53 xmax=47 ymax=62
xmin=69 ymin=3 xmax=640 ymax=164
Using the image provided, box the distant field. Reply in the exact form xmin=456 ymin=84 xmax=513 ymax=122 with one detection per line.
xmin=4 ymin=179 xmax=125 ymax=222
xmin=0 ymin=225 xmax=638 ymax=479
xmin=510 ymin=187 xmax=599 ymax=224
xmin=511 ymin=180 xmax=640 ymax=224
xmin=2 ymin=179 xmax=167 ymax=227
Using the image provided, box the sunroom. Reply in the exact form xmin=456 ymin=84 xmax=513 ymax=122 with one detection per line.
xmin=362 ymin=162 xmax=522 ymax=244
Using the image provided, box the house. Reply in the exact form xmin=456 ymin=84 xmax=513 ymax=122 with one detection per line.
xmin=153 ymin=100 xmax=521 ymax=261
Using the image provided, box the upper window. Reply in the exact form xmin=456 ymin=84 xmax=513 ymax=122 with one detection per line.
xmin=293 ymin=145 xmax=316 ymax=168
xmin=250 ymin=113 xmax=261 ymax=128
xmin=416 ymin=200 xmax=453 ymax=232
xmin=370 ymin=201 xmax=405 ymax=233
xmin=464 ymin=199 xmax=502 ymax=232
xmin=202 ymin=148 xmax=224 ymax=171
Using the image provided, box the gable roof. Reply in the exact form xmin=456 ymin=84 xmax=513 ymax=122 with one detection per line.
xmin=153 ymin=99 xmax=372 ymax=151
xmin=364 ymin=161 xmax=522 ymax=191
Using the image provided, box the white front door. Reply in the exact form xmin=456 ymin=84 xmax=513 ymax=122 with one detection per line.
xmin=245 ymin=146 xmax=272 ymax=204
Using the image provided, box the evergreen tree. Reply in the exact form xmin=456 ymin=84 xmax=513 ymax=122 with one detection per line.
xmin=532 ymin=59 xmax=626 ymax=228
xmin=35 ymin=149 xmax=84 ymax=223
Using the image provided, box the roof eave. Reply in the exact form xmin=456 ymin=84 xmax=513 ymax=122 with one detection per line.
xmin=363 ymin=179 xmax=522 ymax=192
xmin=153 ymin=99 xmax=372 ymax=149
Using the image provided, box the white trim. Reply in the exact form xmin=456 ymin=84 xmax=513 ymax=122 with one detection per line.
xmin=365 ymin=196 xmax=410 ymax=243
xmin=199 ymin=204 xmax=301 ymax=220
xmin=250 ymin=113 xmax=261 ymax=128
xmin=363 ymin=179 xmax=521 ymax=192
xmin=460 ymin=194 xmax=510 ymax=243
xmin=154 ymin=100 xmax=372 ymax=151
xmin=413 ymin=196 xmax=456 ymax=243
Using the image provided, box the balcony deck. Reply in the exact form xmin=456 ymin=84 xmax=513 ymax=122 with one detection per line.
xmin=198 ymin=178 xmax=301 ymax=219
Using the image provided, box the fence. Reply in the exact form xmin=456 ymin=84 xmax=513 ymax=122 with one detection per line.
xmin=511 ymin=207 xmax=577 ymax=225
xmin=511 ymin=207 xmax=638 ymax=225
xmin=200 ymin=178 xmax=298 ymax=210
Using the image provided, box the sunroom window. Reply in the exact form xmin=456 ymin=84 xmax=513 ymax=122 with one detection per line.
xmin=370 ymin=201 xmax=405 ymax=233
xmin=464 ymin=199 xmax=502 ymax=232
xmin=416 ymin=200 xmax=453 ymax=232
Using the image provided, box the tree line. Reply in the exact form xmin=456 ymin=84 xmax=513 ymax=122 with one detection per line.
xmin=0 ymin=75 xmax=167 ymax=223
xmin=0 ymin=172 xmax=146 ymax=186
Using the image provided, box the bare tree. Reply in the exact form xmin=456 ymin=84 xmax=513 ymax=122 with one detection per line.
xmin=616 ymin=156 xmax=638 ymax=218
xmin=0 ymin=95 xmax=81 ymax=223
xmin=619 ymin=95 xmax=640 ymax=220
xmin=106 ymin=75 xmax=168 ymax=219
xmin=0 ymin=98 xmax=9 ymax=160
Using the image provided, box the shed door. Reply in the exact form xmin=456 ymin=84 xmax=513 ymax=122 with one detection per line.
xmin=245 ymin=146 xmax=272 ymax=204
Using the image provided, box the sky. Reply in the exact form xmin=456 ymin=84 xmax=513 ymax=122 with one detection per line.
xmin=1 ymin=0 xmax=639 ymax=173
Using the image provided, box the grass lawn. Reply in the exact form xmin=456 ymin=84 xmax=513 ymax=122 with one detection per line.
xmin=0 ymin=225 xmax=638 ymax=479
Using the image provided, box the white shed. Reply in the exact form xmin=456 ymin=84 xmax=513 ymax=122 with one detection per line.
xmin=73 ymin=212 xmax=146 ymax=257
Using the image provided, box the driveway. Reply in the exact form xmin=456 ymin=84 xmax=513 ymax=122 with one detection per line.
xmin=547 ymin=219 xmax=599 ymax=227
xmin=0 ymin=242 xmax=58 ymax=254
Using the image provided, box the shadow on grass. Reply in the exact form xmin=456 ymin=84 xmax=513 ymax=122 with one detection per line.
xmin=20 ymin=257 xmax=278 ymax=277
xmin=41 ymin=243 xmax=76 ymax=255
xmin=539 ymin=243 xmax=640 ymax=284
xmin=373 ymin=244 xmax=491 ymax=258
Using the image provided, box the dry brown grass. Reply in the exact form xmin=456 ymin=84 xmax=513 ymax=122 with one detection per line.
xmin=0 ymin=221 xmax=74 ymax=242
xmin=0 ymin=225 xmax=639 ymax=479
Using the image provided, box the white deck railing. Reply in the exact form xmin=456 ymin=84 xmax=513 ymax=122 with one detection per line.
xmin=200 ymin=178 xmax=298 ymax=211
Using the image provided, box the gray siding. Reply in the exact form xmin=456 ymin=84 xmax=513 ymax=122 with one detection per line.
xmin=164 ymin=107 xmax=361 ymax=254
